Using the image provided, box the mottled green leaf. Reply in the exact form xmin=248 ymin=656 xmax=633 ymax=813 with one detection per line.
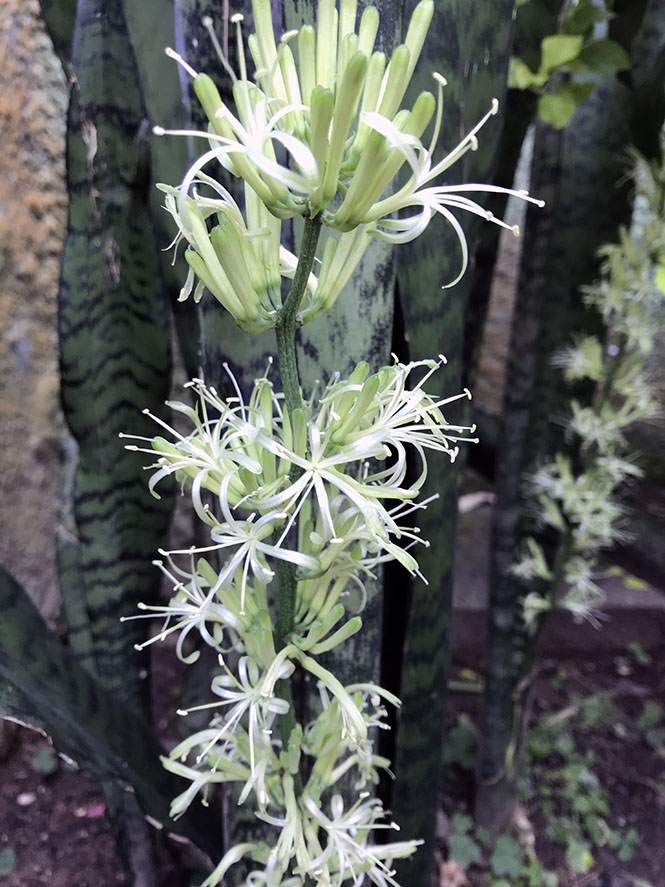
xmin=39 ymin=0 xmax=77 ymax=66
xmin=59 ymin=0 xmax=174 ymax=705
xmin=123 ymin=0 xmax=201 ymax=376
xmin=0 ymin=564 xmax=217 ymax=861
xmin=393 ymin=2 xmax=514 ymax=884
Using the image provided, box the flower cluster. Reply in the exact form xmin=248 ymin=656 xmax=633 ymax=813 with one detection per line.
xmin=156 ymin=0 xmax=543 ymax=330
xmin=123 ymin=359 xmax=474 ymax=885
xmin=126 ymin=0 xmax=546 ymax=881
xmin=518 ymin=151 xmax=665 ymax=629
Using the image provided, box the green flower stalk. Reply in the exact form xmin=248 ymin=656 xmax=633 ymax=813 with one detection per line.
xmin=123 ymin=358 xmax=476 ymax=885
xmin=123 ymin=1 xmax=544 ymax=884
xmin=517 ymin=151 xmax=665 ymax=630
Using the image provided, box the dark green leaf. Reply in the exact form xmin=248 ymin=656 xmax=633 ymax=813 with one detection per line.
xmin=638 ymin=701 xmax=662 ymax=729
xmin=451 ymin=813 xmax=474 ymax=835
xmin=579 ymin=39 xmax=631 ymax=75
xmin=59 ymin=0 xmax=174 ymax=705
xmin=561 ymin=0 xmax=605 ymax=38
xmin=443 ymin=722 xmax=478 ymax=772
xmin=0 ymin=564 xmax=217 ymax=862
xmin=560 ymin=80 xmax=595 ymax=104
xmin=123 ymin=0 xmax=201 ymax=377
xmin=39 ymin=0 xmax=77 ymax=65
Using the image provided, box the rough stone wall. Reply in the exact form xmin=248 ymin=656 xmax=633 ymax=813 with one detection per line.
xmin=0 ymin=0 xmax=69 ymax=622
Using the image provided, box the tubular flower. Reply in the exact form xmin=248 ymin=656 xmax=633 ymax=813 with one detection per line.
xmin=124 ymin=359 xmax=470 ymax=885
xmin=124 ymin=360 xmax=475 ymax=585
xmin=155 ymin=0 xmax=543 ymax=328
xmin=158 ymin=175 xmax=287 ymax=332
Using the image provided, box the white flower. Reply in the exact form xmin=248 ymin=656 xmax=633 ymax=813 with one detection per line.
xmin=154 ymin=0 xmax=544 ymax=326
xmin=161 ymin=754 xmax=248 ymax=819
xmin=158 ymin=0 xmax=435 ymax=220
xmin=332 ymin=75 xmax=544 ymax=285
xmin=129 ymin=359 xmax=474 ymax=597
xmin=177 ymin=651 xmax=294 ymax=806
xmin=166 ymin=472 xmax=319 ymax=615
xmin=300 ymin=792 xmax=421 ymax=887
xmin=120 ymin=555 xmax=241 ymax=663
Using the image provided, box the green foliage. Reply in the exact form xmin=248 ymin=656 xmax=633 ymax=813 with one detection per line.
xmin=445 ymin=817 xmax=558 ymax=885
xmin=627 ymin=640 xmax=652 ymax=666
xmin=637 ymin=702 xmax=665 ymax=750
xmin=525 ymin=695 xmax=641 ymax=877
xmin=490 ymin=834 xmax=524 ymax=879
xmin=32 ymin=746 xmax=58 ymax=775
xmin=443 ymin=717 xmax=479 ymax=774
xmin=0 ymin=563 xmax=217 ymax=861
xmin=0 ymin=848 xmax=16 ymax=876
xmin=509 ymin=0 xmax=630 ymax=127
xmin=448 ymin=815 xmax=482 ymax=868
xmin=656 ymin=262 xmax=665 ymax=294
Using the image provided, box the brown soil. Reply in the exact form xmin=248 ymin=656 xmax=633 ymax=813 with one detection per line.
xmin=443 ymin=647 xmax=665 ymax=887
xmin=0 ymin=728 xmax=124 ymax=886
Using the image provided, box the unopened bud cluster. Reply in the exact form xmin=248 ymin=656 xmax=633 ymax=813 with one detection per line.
xmin=157 ymin=0 xmax=541 ymax=331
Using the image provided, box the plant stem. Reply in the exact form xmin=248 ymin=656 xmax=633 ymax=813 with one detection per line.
xmin=275 ymin=214 xmax=323 ymax=421
xmin=273 ymin=214 xmax=322 ymax=748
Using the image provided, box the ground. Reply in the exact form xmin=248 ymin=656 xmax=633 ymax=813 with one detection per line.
xmin=441 ymin=647 xmax=665 ymax=887
xmin=0 ymin=727 xmax=124 ymax=886
xmin=1 ymin=633 xmax=664 ymax=887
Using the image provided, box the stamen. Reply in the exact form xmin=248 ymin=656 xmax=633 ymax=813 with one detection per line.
xmin=233 ymin=14 xmax=248 ymax=81
xmin=203 ymin=15 xmax=238 ymax=83
xmin=428 ymin=72 xmax=446 ymax=158
xmin=165 ymin=47 xmax=198 ymax=79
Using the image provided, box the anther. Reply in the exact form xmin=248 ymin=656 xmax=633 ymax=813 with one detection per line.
xmin=165 ymin=47 xmax=198 ymax=79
